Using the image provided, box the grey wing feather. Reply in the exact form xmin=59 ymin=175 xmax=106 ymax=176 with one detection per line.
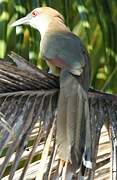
xmin=41 ymin=31 xmax=86 ymax=76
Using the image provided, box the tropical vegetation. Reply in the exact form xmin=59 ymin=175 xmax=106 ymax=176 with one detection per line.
xmin=0 ymin=0 xmax=117 ymax=93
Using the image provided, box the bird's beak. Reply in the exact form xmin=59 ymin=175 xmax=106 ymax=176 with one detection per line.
xmin=10 ymin=16 xmax=29 ymax=27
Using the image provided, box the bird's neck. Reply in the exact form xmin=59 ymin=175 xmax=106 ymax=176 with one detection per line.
xmin=38 ymin=18 xmax=70 ymax=39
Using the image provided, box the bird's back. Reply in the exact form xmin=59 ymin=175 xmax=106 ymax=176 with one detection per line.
xmin=10 ymin=5 xmax=90 ymax=81
xmin=40 ymin=30 xmax=89 ymax=78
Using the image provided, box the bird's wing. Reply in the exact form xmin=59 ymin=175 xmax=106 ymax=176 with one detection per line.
xmin=40 ymin=31 xmax=86 ymax=76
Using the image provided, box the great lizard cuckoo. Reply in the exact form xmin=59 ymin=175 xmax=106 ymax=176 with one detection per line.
xmin=11 ymin=7 xmax=92 ymax=171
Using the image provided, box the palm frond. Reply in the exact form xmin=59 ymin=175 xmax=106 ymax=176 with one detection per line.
xmin=0 ymin=53 xmax=117 ymax=179
xmin=0 ymin=52 xmax=59 ymax=179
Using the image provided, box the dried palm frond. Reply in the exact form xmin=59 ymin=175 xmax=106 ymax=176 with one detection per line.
xmin=0 ymin=52 xmax=59 ymax=179
xmin=0 ymin=52 xmax=117 ymax=180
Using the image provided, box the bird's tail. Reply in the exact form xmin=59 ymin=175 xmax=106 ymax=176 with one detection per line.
xmin=56 ymin=69 xmax=92 ymax=171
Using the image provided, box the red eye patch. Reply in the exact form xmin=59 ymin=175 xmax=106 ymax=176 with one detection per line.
xmin=32 ymin=11 xmax=39 ymax=17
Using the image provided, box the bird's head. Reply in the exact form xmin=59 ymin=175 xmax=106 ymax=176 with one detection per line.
xmin=11 ymin=7 xmax=64 ymax=36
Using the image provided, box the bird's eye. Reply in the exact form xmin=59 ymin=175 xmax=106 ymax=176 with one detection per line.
xmin=32 ymin=11 xmax=38 ymax=17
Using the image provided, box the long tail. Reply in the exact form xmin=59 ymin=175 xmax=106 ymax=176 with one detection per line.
xmin=56 ymin=66 xmax=92 ymax=171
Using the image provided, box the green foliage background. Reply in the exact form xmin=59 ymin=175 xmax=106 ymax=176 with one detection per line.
xmin=0 ymin=0 xmax=117 ymax=93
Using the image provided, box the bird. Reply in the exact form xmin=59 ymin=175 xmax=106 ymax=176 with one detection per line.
xmin=11 ymin=7 xmax=92 ymax=172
